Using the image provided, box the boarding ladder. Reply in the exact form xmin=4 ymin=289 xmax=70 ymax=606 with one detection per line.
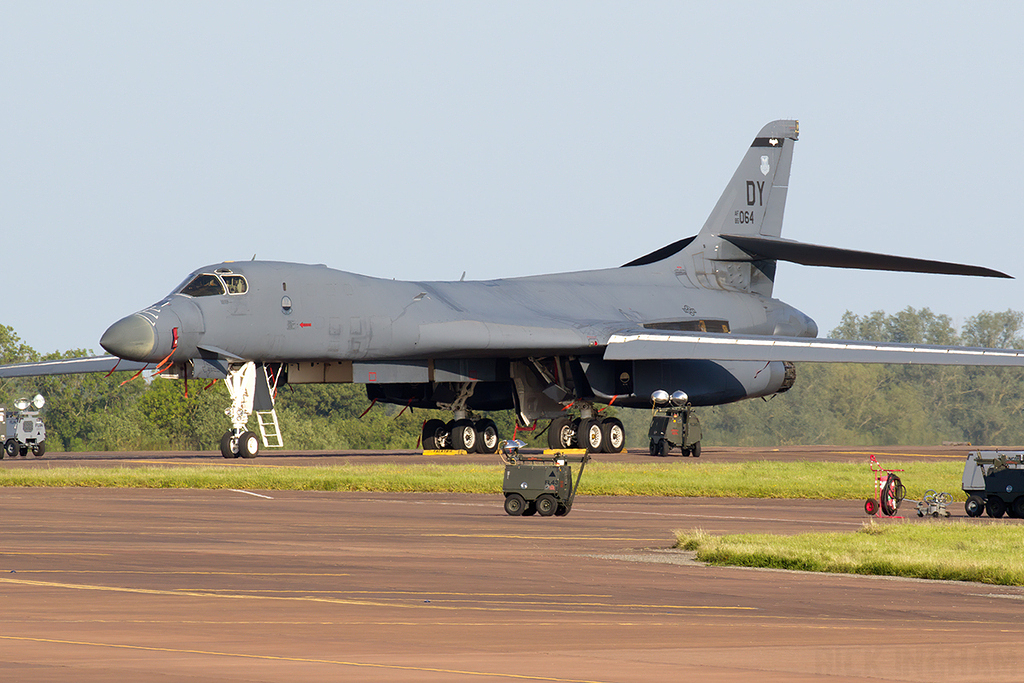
xmin=256 ymin=410 xmax=283 ymax=448
xmin=255 ymin=364 xmax=284 ymax=449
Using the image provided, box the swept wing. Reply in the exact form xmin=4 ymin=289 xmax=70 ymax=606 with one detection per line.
xmin=605 ymin=330 xmax=1024 ymax=367
xmin=0 ymin=356 xmax=149 ymax=378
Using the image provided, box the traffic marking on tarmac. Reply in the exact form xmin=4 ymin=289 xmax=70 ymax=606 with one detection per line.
xmin=832 ymin=450 xmax=965 ymax=459
xmin=0 ymin=634 xmax=610 ymax=682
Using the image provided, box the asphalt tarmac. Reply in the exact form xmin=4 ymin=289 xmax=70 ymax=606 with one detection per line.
xmin=2 ymin=447 xmax=1023 ymax=682
xmin=0 ymin=443 xmax=981 ymax=468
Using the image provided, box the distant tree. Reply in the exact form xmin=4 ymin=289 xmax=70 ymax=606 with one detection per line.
xmin=0 ymin=324 xmax=40 ymax=407
xmin=960 ymin=310 xmax=1024 ymax=349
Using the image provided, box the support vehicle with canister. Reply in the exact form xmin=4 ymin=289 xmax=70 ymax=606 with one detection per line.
xmin=3 ymin=394 xmax=47 ymax=458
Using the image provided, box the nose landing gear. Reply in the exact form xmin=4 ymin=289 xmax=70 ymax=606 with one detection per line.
xmin=218 ymin=362 xmax=281 ymax=459
xmin=220 ymin=429 xmax=261 ymax=459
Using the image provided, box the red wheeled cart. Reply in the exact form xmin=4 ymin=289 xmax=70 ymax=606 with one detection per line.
xmin=865 ymin=454 xmax=906 ymax=517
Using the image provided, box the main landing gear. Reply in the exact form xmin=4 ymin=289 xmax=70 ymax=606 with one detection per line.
xmin=422 ymin=417 xmax=500 ymax=453
xmin=422 ymin=382 xmax=502 ymax=453
xmin=547 ymin=415 xmax=625 ymax=454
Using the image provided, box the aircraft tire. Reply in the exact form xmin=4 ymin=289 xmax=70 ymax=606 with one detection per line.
xmin=986 ymin=496 xmax=1006 ymax=518
xmin=475 ymin=419 xmax=499 ymax=454
xmin=548 ymin=417 xmax=573 ymax=450
xmin=600 ymin=418 xmax=625 ymax=453
xmin=220 ymin=432 xmax=237 ymax=458
xmin=239 ymin=431 xmax=260 ymax=459
xmin=964 ymin=495 xmax=985 ymax=517
xmin=32 ymin=442 xmax=45 ymax=457
xmin=450 ymin=419 xmax=477 ymax=452
xmin=535 ymin=494 xmax=557 ymax=517
xmin=503 ymin=493 xmax=526 ymax=516
xmin=421 ymin=419 xmax=447 ymax=450
xmin=579 ymin=418 xmax=603 ymax=453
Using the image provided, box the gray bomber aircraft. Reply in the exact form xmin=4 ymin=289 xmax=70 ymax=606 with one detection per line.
xmin=4 ymin=119 xmax=1024 ymax=458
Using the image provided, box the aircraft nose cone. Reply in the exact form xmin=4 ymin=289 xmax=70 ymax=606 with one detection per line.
xmin=100 ymin=314 xmax=156 ymax=361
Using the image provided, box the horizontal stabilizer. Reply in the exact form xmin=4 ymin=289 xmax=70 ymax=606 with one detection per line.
xmin=720 ymin=234 xmax=1011 ymax=279
xmin=604 ymin=330 xmax=1024 ymax=367
xmin=0 ymin=356 xmax=150 ymax=378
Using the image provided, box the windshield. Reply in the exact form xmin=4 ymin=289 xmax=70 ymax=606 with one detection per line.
xmin=178 ymin=274 xmax=225 ymax=297
xmin=222 ymin=274 xmax=248 ymax=294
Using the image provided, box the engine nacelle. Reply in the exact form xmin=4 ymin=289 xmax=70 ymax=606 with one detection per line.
xmin=581 ymin=357 xmax=796 ymax=408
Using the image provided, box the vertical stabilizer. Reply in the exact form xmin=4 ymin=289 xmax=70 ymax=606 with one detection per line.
xmin=689 ymin=120 xmax=798 ymax=296
xmin=698 ymin=120 xmax=798 ymax=239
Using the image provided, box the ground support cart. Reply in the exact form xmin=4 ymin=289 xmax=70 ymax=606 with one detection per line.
xmin=648 ymin=405 xmax=702 ymax=458
xmin=913 ymin=490 xmax=952 ymax=518
xmin=500 ymin=441 xmax=590 ymax=517
xmin=962 ymin=450 xmax=1024 ymax=518
xmin=864 ymin=454 xmax=906 ymax=516
xmin=2 ymin=405 xmax=46 ymax=459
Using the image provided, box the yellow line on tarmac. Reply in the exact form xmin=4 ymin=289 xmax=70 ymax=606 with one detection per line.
xmin=0 ymin=635 xmax=608 ymax=683
xmin=16 ymin=570 xmax=350 ymax=576
xmin=126 ymin=459 xmax=291 ymax=468
xmin=0 ymin=577 xmax=753 ymax=613
xmin=831 ymin=450 xmax=965 ymax=460
xmin=0 ymin=552 xmax=111 ymax=556
xmin=425 ymin=534 xmax=668 ymax=541
xmin=5 ymin=575 xmax=606 ymax=597
xmin=0 ymin=577 xmax=406 ymax=608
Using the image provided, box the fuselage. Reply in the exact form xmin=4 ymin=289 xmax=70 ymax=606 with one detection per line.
xmin=100 ymin=259 xmax=818 ymax=367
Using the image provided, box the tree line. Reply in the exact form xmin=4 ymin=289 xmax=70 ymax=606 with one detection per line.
xmin=2 ymin=307 xmax=1023 ymax=452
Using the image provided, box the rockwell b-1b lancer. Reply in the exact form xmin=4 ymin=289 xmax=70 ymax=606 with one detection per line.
xmin=4 ymin=119 xmax=1024 ymax=458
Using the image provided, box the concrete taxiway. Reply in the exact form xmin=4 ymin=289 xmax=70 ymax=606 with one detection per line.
xmin=2 ymin=453 xmax=1023 ymax=682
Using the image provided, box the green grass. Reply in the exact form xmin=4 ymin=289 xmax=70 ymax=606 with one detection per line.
xmin=0 ymin=460 xmax=965 ymax=499
xmin=677 ymin=522 xmax=1024 ymax=585
xmin=0 ymin=464 xmax=499 ymax=493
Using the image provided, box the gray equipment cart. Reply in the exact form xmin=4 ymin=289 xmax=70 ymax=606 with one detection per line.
xmin=647 ymin=389 xmax=702 ymax=457
xmin=648 ymin=408 xmax=702 ymax=457
xmin=962 ymin=450 xmax=1024 ymax=518
xmin=3 ymin=395 xmax=47 ymax=458
xmin=501 ymin=442 xmax=590 ymax=517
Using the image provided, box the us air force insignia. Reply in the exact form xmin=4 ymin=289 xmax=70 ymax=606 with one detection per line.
xmin=760 ymin=155 xmax=770 ymax=176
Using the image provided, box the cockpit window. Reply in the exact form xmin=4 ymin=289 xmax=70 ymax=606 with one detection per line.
xmin=222 ymin=274 xmax=248 ymax=294
xmin=179 ymin=274 xmax=226 ymax=297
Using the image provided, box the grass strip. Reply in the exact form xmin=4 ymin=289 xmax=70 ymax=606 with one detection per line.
xmin=0 ymin=460 xmax=966 ymax=499
xmin=677 ymin=522 xmax=1024 ymax=585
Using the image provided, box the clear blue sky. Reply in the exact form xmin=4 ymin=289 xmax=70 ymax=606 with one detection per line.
xmin=3 ymin=1 xmax=1022 ymax=354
